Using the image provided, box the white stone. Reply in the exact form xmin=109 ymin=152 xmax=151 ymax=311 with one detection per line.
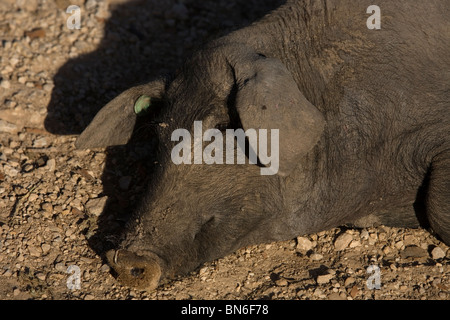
xmin=296 ymin=236 xmax=313 ymax=251
xmin=334 ymin=233 xmax=353 ymax=251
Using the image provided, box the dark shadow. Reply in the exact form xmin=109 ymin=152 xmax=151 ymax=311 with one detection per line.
xmin=44 ymin=0 xmax=285 ymax=259
xmin=413 ymin=166 xmax=431 ymax=229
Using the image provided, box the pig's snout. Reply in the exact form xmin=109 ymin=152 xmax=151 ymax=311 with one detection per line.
xmin=106 ymin=249 xmax=162 ymax=291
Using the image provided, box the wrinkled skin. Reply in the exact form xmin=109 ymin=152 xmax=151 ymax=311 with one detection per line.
xmin=76 ymin=0 xmax=450 ymax=290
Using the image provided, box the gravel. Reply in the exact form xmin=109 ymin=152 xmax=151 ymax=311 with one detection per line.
xmin=0 ymin=0 xmax=448 ymax=300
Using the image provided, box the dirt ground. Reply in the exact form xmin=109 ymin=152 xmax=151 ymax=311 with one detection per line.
xmin=0 ymin=0 xmax=448 ymax=300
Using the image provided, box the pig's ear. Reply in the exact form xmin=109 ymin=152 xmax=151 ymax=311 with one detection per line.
xmin=75 ymin=79 xmax=166 ymax=149
xmin=233 ymin=55 xmax=325 ymax=176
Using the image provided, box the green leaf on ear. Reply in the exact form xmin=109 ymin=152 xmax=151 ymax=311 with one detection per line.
xmin=134 ymin=95 xmax=152 ymax=116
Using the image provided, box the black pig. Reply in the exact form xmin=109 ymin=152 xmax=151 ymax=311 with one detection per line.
xmin=76 ymin=0 xmax=450 ymax=290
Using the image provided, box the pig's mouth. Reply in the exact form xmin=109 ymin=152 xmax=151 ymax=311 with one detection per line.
xmin=106 ymin=249 xmax=162 ymax=291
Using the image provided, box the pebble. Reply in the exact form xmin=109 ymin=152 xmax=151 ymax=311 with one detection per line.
xmin=85 ymin=197 xmax=107 ymax=216
xmin=28 ymin=245 xmax=42 ymax=257
xmin=100 ymin=264 xmax=110 ymax=273
xmin=344 ymin=277 xmax=356 ymax=287
xmin=55 ymin=262 xmax=66 ymax=272
xmin=41 ymin=202 xmax=53 ymax=212
xmin=334 ymin=233 xmax=353 ymax=251
xmin=275 ymin=278 xmax=288 ymax=286
xmin=13 ymin=288 xmax=21 ymax=297
xmin=18 ymin=76 xmax=27 ymax=84
xmin=349 ymin=240 xmax=361 ymax=248
xmin=313 ymin=288 xmax=326 ymax=298
xmin=41 ymin=244 xmax=51 ymax=254
xmin=317 ymin=273 xmax=334 ymax=284
xmin=33 ymin=137 xmax=48 ymax=148
xmin=36 ymin=272 xmax=46 ymax=281
xmin=296 ymin=236 xmax=313 ymax=251
xmin=309 ymin=253 xmax=323 ymax=261
xmin=3 ymin=269 xmax=13 ymax=277
xmin=4 ymin=166 xmax=19 ymax=177
xmin=400 ymin=245 xmax=427 ymax=258
xmin=45 ymin=158 xmax=56 ymax=172
xmin=431 ymin=246 xmax=446 ymax=260
xmin=43 ymin=83 xmax=54 ymax=92
xmin=16 ymin=0 xmax=38 ymax=12
xmin=0 ymin=79 xmax=11 ymax=89
xmin=0 ymin=119 xmax=18 ymax=133
xmin=328 ymin=292 xmax=346 ymax=300
xmin=360 ymin=229 xmax=369 ymax=240
xmin=10 ymin=57 xmax=20 ymax=67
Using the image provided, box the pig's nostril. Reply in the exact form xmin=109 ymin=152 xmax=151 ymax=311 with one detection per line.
xmin=130 ymin=267 xmax=145 ymax=277
xmin=106 ymin=249 xmax=162 ymax=290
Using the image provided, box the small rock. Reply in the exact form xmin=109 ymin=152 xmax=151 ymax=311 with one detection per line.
xmin=309 ymin=253 xmax=323 ymax=261
xmin=395 ymin=240 xmax=404 ymax=249
xmin=349 ymin=240 xmax=361 ymax=248
xmin=41 ymin=243 xmax=51 ymax=254
xmin=349 ymin=285 xmax=359 ymax=299
xmin=54 ymin=0 xmax=75 ymax=9
xmin=43 ymin=83 xmax=54 ymax=92
xmin=45 ymin=158 xmax=56 ymax=172
xmin=313 ymin=288 xmax=325 ymax=297
xmin=3 ymin=269 xmax=13 ymax=277
xmin=334 ymin=233 xmax=353 ymax=251
xmin=100 ymin=264 xmax=110 ymax=273
xmin=85 ymin=0 xmax=97 ymax=10
xmin=344 ymin=277 xmax=356 ymax=287
xmin=95 ymin=2 xmax=110 ymax=20
xmin=33 ymin=137 xmax=48 ymax=148
xmin=22 ymin=163 xmax=35 ymax=173
xmin=0 ymin=79 xmax=11 ymax=89
xmin=360 ymin=229 xmax=369 ymax=240
xmin=9 ymin=57 xmax=19 ymax=67
xmin=296 ymin=236 xmax=313 ymax=251
xmin=35 ymin=156 xmax=48 ymax=167
xmin=403 ymin=234 xmax=416 ymax=246
xmin=24 ymin=28 xmax=46 ymax=39
xmin=328 ymin=292 xmax=346 ymax=300
xmin=16 ymin=0 xmax=38 ymax=11
xmin=317 ymin=273 xmax=334 ymax=284
xmin=431 ymin=246 xmax=445 ymax=260
xmin=4 ymin=166 xmax=19 ymax=177
xmin=74 ymin=40 xmax=90 ymax=52
xmin=41 ymin=202 xmax=53 ymax=212
xmin=85 ymin=197 xmax=107 ymax=216
xmin=55 ymin=262 xmax=66 ymax=272
xmin=28 ymin=245 xmax=42 ymax=257
xmin=400 ymin=245 xmax=427 ymax=258
xmin=275 ymin=278 xmax=288 ymax=286
xmin=35 ymin=272 xmax=46 ymax=281
xmin=0 ymin=119 xmax=18 ymax=134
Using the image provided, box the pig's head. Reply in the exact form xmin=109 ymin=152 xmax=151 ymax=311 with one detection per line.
xmin=76 ymin=43 xmax=325 ymax=290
